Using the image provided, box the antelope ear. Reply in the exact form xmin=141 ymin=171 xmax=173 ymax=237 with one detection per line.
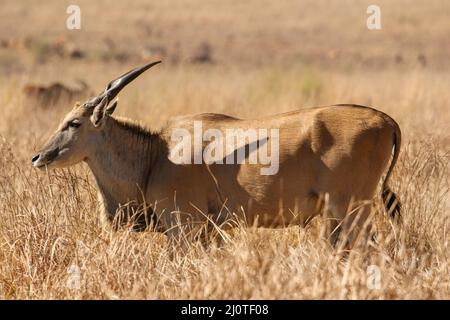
xmin=105 ymin=98 xmax=118 ymax=116
xmin=90 ymin=96 xmax=109 ymax=127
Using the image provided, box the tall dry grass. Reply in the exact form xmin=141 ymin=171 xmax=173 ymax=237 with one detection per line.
xmin=0 ymin=64 xmax=448 ymax=299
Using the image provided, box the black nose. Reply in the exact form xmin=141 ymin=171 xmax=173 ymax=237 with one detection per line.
xmin=32 ymin=154 xmax=40 ymax=163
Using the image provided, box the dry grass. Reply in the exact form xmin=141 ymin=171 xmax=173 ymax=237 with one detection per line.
xmin=0 ymin=0 xmax=449 ymax=299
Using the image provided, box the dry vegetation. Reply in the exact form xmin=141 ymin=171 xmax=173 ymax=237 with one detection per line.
xmin=0 ymin=0 xmax=449 ymax=299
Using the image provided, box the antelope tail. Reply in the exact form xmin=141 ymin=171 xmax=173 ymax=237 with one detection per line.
xmin=382 ymin=119 xmax=402 ymax=220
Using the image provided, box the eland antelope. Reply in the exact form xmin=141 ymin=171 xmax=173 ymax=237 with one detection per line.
xmin=32 ymin=61 xmax=401 ymax=247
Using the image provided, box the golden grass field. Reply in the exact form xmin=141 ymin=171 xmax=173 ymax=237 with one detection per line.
xmin=0 ymin=0 xmax=448 ymax=299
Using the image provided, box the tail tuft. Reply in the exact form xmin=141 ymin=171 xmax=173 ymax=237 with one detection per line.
xmin=382 ymin=187 xmax=401 ymax=220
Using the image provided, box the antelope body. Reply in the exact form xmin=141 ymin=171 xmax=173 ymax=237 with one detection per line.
xmin=32 ymin=61 xmax=401 ymax=246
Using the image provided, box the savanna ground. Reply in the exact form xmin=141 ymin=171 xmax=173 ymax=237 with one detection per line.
xmin=0 ymin=0 xmax=449 ymax=299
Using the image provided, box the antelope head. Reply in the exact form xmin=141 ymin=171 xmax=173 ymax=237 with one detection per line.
xmin=31 ymin=61 xmax=161 ymax=169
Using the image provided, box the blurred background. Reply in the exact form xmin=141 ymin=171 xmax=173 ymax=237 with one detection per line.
xmin=1 ymin=0 xmax=449 ymax=70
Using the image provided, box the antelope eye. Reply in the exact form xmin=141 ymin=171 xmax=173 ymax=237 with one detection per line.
xmin=68 ymin=120 xmax=81 ymax=128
